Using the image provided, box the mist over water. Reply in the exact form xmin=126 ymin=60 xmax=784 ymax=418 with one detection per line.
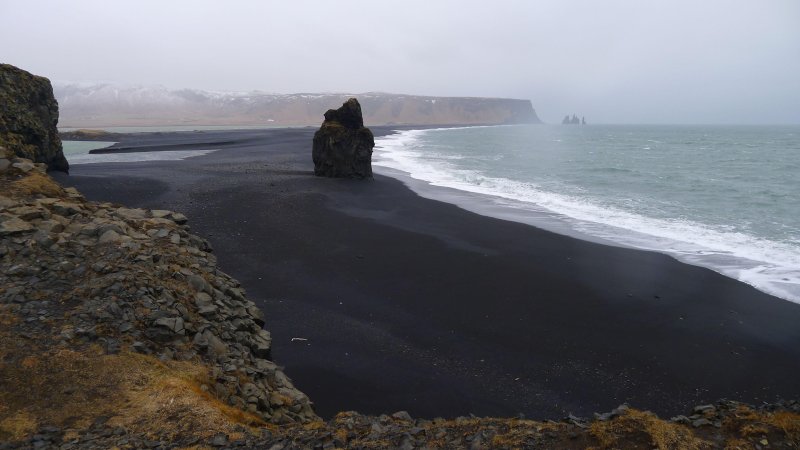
xmin=374 ymin=125 xmax=800 ymax=302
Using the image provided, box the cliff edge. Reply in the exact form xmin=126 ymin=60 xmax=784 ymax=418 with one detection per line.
xmin=0 ymin=64 xmax=68 ymax=173
xmin=0 ymin=144 xmax=315 ymax=423
xmin=54 ymin=82 xmax=542 ymax=127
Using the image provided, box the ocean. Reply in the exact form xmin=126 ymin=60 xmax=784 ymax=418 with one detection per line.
xmin=60 ymin=125 xmax=281 ymax=164
xmin=62 ymin=138 xmax=216 ymax=165
xmin=373 ymin=124 xmax=800 ymax=303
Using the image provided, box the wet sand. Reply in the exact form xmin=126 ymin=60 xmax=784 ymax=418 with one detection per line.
xmin=52 ymin=127 xmax=800 ymax=420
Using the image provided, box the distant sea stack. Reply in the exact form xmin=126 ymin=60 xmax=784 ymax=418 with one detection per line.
xmin=0 ymin=64 xmax=68 ymax=172
xmin=53 ymin=82 xmax=542 ymax=127
xmin=312 ymin=98 xmax=374 ymax=179
xmin=562 ymin=114 xmax=586 ymax=125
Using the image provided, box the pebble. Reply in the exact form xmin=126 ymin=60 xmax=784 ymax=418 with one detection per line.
xmin=692 ymin=418 xmax=712 ymax=427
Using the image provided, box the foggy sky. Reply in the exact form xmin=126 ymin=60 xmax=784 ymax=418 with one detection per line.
xmin=1 ymin=0 xmax=798 ymax=124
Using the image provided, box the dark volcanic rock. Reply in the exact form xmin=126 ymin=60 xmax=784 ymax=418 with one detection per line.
xmin=0 ymin=163 xmax=316 ymax=426
xmin=312 ymin=98 xmax=374 ymax=179
xmin=0 ymin=63 xmax=68 ymax=173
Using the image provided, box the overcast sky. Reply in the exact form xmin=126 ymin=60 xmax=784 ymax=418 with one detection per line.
xmin=1 ymin=0 xmax=798 ymax=124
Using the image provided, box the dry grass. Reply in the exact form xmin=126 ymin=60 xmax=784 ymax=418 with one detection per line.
xmin=723 ymin=438 xmax=753 ymax=449
xmin=490 ymin=418 xmax=559 ymax=448
xmin=0 ymin=341 xmax=265 ymax=442
xmin=334 ymin=427 xmax=348 ymax=443
xmin=0 ymin=411 xmax=37 ymax=441
xmin=723 ymin=404 xmax=800 ymax=443
xmin=589 ymin=408 xmax=710 ymax=450
xmin=4 ymin=170 xmax=65 ymax=197
xmin=764 ymin=410 xmax=800 ymax=441
xmin=110 ymin=358 xmax=267 ymax=438
xmin=0 ymin=305 xmax=18 ymax=328
xmin=739 ymin=422 xmax=770 ymax=436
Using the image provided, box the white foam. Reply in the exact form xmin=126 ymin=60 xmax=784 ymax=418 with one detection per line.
xmin=374 ymin=129 xmax=800 ymax=303
xmin=68 ymin=149 xmax=218 ymax=165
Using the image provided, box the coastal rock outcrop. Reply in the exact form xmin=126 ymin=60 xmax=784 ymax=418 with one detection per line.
xmin=0 ymin=64 xmax=68 ymax=172
xmin=562 ymin=114 xmax=586 ymax=125
xmin=0 ymin=149 xmax=315 ymax=431
xmin=312 ymin=98 xmax=374 ymax=179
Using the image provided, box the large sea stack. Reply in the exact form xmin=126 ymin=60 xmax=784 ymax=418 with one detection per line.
xmin=0 ymin=64 xmax=68 ymax=173
xmin=312 ymin=98 xmax=374 ymax=179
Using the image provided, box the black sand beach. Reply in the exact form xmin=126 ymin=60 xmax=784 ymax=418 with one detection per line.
xmin=53 ymin=128 xmax=800 ymax=420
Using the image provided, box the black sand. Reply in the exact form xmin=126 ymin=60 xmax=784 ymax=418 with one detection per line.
xmin=53 ymin=128 xmax=800 ymax=420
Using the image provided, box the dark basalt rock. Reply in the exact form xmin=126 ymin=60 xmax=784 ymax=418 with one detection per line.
xmin=0 ymin=63 xmax=68 ymax=173
xmin=312 ymin=98 xmax=374 ymax=179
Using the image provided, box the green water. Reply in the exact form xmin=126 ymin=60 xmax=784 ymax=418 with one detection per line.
xmin=62 ymin=141 xmax=116 ymax=155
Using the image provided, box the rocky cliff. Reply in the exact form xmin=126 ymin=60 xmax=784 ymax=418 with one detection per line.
xmin=0 ymin=64 xmax=68 ymax=172
xmin=54 ymin=82 xmax=542 ymax=127
xmin=312 ymin=98 xmax=374 ymax=179
xmin=0 ymin=146 xmax=315 ymax=434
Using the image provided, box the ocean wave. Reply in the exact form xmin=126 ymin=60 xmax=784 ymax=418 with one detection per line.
xmin=374 ymin=129 xmax=800 ymax=303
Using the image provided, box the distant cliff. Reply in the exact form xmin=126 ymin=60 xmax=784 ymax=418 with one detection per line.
xmin=0 ymin=64 xmax=68 ymax=172
xmin=53 ymin=83 xmax=541 ymax=127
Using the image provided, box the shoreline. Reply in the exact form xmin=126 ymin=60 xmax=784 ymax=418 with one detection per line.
xmin=52 ymin=127 xmax=800 ymax=420
xmin=372 ymin=163 xmax=799 ymax=305
xmin=372 ymin=126 xmax=800 ymax=304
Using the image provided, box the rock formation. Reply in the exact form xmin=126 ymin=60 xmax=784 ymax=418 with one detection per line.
xmin=0 ymin=64 xmax=68 ymax=172
xmin=562 ymin=114 xmax=585 ymax=125
xmin=312 ymin=98 xmax=374 ymax=179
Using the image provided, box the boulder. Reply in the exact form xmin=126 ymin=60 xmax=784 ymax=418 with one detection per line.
xmin=0 ymin=64 xmax=68 ymax=172
xmin=312 ymin=98 xmax=374 ymax=179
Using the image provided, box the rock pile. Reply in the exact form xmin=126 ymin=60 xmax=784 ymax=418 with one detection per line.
xmin=0 ymin=148 xmax=315 ymax=427
xmin=312 ymin=98 xmax=374 ymax=179
xmin=0 ymin=64 xmax=68 ymax=173
xmin=6 ymin=400 xmax=800 ymax=448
